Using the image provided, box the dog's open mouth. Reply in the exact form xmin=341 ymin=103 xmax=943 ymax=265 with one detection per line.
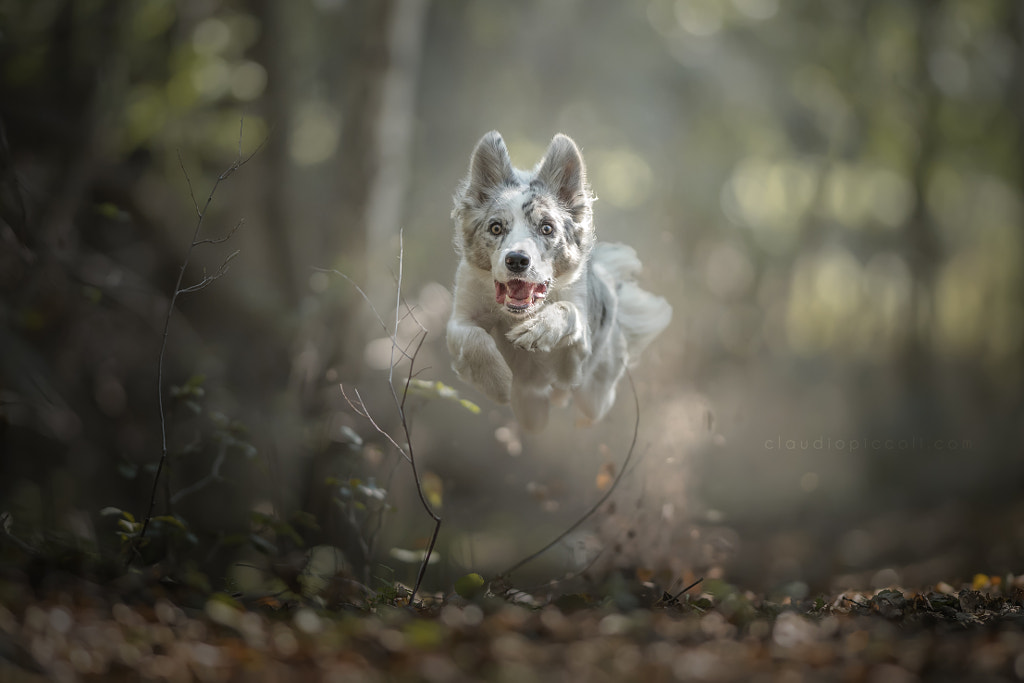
xmin=495 ymin=279 xmax=548 ymax=313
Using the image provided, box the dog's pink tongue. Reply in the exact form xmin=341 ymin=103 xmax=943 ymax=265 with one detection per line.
xmin=507 ymin=279 xmax=532 ymax=302
xmin=495 ymin=279 xmax=534 ymax=304
xmin=496 ymin=279 xmax=547 ymax=306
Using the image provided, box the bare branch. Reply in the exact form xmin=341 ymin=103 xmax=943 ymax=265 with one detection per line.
xmin=335 ymin=230 xmax=441 ymax=606
xmin=139 ymin=122 xmax=256 ymax=549
xmin=194 ymin=218 xmax=244 ymax=246
xmin=177 ymin=250 xmax=240 ymax=294
xmin=177 ymin=150 xmax=201 ymax=218
xmin=339 ymin=384 xmax=411 ymax=462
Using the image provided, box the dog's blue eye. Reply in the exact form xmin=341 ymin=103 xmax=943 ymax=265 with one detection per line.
xmin=488 ymin=221 xmax=503 ymax=235
xmin=540 ymin=223 xmax=554 ymax=235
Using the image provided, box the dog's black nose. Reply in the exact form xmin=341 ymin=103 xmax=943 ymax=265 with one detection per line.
xmin=505 ymin=251 xmax=530 ymax=273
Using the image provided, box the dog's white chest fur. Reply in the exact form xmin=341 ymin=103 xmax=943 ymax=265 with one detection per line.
xmin=446 ymin=131 xmax=671 ymax=431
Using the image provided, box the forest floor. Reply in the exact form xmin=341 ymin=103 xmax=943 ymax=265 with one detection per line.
xmin=2 ymin=567 xmax=1024 ymax=682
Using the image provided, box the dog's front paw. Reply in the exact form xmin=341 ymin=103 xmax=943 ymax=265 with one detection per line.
xmin=507 ymin=302 xmax=583 ymax=353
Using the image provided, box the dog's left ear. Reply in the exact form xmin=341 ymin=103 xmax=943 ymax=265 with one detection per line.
xmin=537 ymin=134 xmax=589 ymax=212
xmin=467 ymin=131 xmax=515 ymax=204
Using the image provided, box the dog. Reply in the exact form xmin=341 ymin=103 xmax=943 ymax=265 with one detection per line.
xmin=446 ymin=131 xmax=671 ymax=431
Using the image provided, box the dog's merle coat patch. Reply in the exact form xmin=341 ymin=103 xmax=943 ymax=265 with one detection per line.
xmin=447 ymin=131 xmax=672 ymax=430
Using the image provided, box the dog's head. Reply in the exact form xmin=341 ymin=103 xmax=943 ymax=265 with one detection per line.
xmin=453 ymin=131 xmax=595 ymax=316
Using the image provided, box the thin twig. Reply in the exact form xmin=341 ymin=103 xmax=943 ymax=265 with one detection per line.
xmin=494 ymin=368 xmax=642 ymax=580
xmin=382 ymin=233 xmax=441 ymax=603
xmin=311 ymin=267 xmax=417 ymax=364
xmin=170 ymin=442 xmax=229 ymax=505
xmin=339 ymin=385 xmax=411 ymax=462
xmin=178 ymin=249 xmax=240 ymax=294
xmin=670 ymin=576 xmax=705 ymax=602
xmin=396 ymin=330 xmax=442 ymax=604
xmin=194 ymin=218 xmax=244 ymax=246
xmin=507 ymin=549 xmax=608 ymax=597
xmin=139 ymin=119 xmax=259 ymax=546
xmin=332 ymin=231 xmax=441 ymax=606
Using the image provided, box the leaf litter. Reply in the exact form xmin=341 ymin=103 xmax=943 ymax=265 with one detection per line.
xmin=3 ymin=571 xmax=1024 ymax=682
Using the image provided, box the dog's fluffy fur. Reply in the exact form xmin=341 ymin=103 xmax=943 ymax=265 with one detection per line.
xmin=447 ymin=131 xmax=671 ymax=430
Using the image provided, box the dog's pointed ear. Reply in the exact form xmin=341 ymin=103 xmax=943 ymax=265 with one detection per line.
xmin=467 ymin=131 xmax=514 ymax=203
xmin=537 ymin=134 xmax=588 ymax=210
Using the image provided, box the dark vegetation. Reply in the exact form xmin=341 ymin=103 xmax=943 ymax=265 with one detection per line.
xmin=3 ymin=0 xmax=1024 ymax=680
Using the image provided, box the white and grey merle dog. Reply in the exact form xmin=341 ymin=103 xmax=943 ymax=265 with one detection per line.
xmin=447 ymin=131 xmax=671 ymax=431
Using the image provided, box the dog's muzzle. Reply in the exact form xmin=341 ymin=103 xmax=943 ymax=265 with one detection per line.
xmin=495 ymin=279 xmax=548 ymax=313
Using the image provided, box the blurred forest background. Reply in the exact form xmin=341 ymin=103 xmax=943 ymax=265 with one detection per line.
xmin=1 ymin=0 xmax=1023 ymax=598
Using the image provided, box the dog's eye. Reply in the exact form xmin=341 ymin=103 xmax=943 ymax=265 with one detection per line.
xmin=539 ymin=222 xmax=554 ymax=236
xmin=488 ymin=221 xmax=503 ymax=236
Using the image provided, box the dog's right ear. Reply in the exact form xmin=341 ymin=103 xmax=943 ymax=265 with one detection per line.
xmin=466 ymin=131 xmax=514 ymax=204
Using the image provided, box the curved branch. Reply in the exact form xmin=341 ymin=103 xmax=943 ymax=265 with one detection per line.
xmin=494 ymin=368 xmax=642 ymax=580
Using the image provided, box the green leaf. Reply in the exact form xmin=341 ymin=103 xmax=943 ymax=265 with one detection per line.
xmin=95 ymin=201 xmax=121 ymax=219
xmin=99 ymin=506 xmax=123 ymax=517
xmin=249 ymin=534 xmax=278 ymax=555
xmin=459 ymin=399 xmax=481 ymax=414
xmin=406 ymin=379 xmax=482 ymax=415
xmin=421 ymin=472 xmax=442 ymax=509
xmin=185 ymin=374 xmax=206 ymax=391
xmin=171 ymin=375 xmax=206 ymax=399
xmin=153 ymin=515 xmax=186 ymax=530
xmin=454 ymin=572 xmax=485 ymax=599
xmin=250 ymin=511 xmax=274 ymax=526
xmin=290 ymin=510 xmax=320 ymax=531
xmin=207 ymin=591 xmax=244 ymax=611
xmin=389 ymin=547 xmax=440 ymax=565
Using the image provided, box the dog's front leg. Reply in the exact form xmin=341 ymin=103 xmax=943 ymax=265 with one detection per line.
xmin=506 ymin=301 xmax=586 ymax=354
xmin=447 ymin=319 xmax=512 ymax=404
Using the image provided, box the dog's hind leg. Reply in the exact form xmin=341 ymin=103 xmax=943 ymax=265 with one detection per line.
xmin=573 ymin=361 xmax=623 ymax=423
xmin=573 ymin=329 xmax=628 ymax=423
xmin=511 ymin=384 xmax=551 ymax=432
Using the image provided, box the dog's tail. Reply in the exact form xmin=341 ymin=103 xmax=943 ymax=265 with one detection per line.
xmin=592 ymin=242 xmax=672 ymax=363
